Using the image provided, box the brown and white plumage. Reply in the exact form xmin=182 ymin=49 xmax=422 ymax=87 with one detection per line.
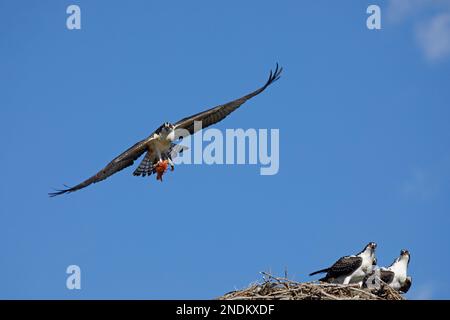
xmin=49 ymin=64 xmax=282 ymax=197
xmin=364 ymin=249 xmax=412 ymax=293
xmin=49 ymin=138 xmax=150 ymax=196
xmin=309 ymin=242 xmax=377 ymax=285
xmin=174 ymin=64 xmax=282 ymax=135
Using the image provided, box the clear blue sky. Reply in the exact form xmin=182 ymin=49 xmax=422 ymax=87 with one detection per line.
xmin=1 ymin=0 xmax=449 ymax=299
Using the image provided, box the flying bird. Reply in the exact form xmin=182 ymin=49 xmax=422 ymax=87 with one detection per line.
xmin=49 ymin=64 xmax=283 ymax=197
xmin=363 ymin=249 xmax=412 ymax=293
xmin=309 ymin=242 xmax=377 ymax=285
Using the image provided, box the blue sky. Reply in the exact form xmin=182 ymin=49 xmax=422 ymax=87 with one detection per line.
xmin=1 ymin=0 xmax=450 ymax=299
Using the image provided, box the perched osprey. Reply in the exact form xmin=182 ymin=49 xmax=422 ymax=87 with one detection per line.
xmin=49 ymin=64 xmax=282 ymax=197
xmin=309 ymin=242 xmax=377 ymax=285
xmin=364 ymin=249 xmax=412 ymax=293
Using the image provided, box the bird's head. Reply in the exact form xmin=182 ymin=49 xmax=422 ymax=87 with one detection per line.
xmin=365 ymin=242 xmax=377 ymax=252
xmin=359 ymin=242 xmax=377 ymax=264
xmin=400 ymin=249 xmax=411 ymax=264
xmin=163 ymin=122 xmax=175 ymax=131
xmin=365 ymin=242 xmax=377 ymax=266
xmin=158 ymin=122 xmax=175 ymax=139
xmin=389 ymin=249 xmax=411 ymax=268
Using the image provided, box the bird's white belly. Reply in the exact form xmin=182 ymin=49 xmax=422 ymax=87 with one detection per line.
xmin=390 ymin=273 xmax=406 ymax=290
xmin=390 ymin=279 xmax=401 ymax=290
xmin=333 ymin=276 xmax=347 ymax=284
xmin=151 ymin=138 xmax=172 ymax=153
xmin=349 ymin=268 xmax=366 ymax=283
xmin=332 ymin=268 xmax=365 ymax=284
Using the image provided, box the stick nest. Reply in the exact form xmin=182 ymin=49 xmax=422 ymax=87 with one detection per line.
xmin=217 ymin=272 xmax=404 ymax=300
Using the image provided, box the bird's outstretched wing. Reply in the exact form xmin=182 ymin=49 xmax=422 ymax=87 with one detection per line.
xmin=174 ymin=63 xmax=283 ymax=136
xmin=49 ymin=138 xmax=150 ymax=197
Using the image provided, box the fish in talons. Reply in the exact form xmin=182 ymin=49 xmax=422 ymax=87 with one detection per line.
xmin=155 ymin=159 xmax=174 ymax=182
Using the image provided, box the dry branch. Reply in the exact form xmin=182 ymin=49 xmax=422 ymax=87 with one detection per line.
xmin=217 ymin=272 xmax=404 ymax=301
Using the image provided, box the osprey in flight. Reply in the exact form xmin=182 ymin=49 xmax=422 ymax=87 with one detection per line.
xmin=364 ymin=249 xmax=412 ymax=293
xmin=309 ymin=242 xmax=377 ymax=285
xmin=49 ymin=64 xmax=283 ymax=197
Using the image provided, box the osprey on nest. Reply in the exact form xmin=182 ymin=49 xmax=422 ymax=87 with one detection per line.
xmin=49 ymin=64 xmax=283 ymax=197
xmin=364 ymin=249 xmax=412 ymax=293
xmin=309 ymin=242 xmax=377 ymax=285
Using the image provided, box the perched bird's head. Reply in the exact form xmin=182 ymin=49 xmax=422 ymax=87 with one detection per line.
xmin=365 ymin=242 xmax=377 ymax=252
xmin=361 ymin=242 xmax=377 ymax=262
xmin=389 ymin=249 xmax=411 ymax=269
xmin=399 ymin=249 xmax=411 ymax=264
xmin=359 ymin=242 xmax=377 ymax=268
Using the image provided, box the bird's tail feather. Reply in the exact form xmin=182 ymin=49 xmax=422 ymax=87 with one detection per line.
xmin=309 ymin=268 xmax=329 ymax=276
xmin=133 ymin=152 xmax=154 ymax=177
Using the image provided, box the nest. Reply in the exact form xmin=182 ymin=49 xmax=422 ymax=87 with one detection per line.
xmin=217 ymin=272 xmax=404 ymax=300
